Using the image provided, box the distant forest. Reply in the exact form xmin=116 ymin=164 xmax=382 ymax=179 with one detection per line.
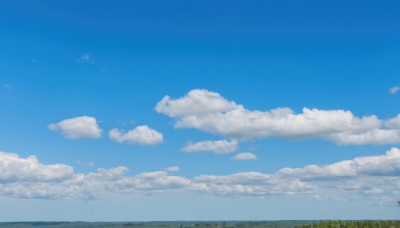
xmin=0 ymin=221 xmax=399 ymax=228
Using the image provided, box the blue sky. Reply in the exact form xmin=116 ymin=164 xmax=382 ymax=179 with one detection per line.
xmin=1 ymin=0 xmax=400 ymax=221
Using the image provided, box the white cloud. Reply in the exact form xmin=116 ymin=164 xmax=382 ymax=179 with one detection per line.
xmin=385 ymin=114 xmax=400 ymax=129
xmin=389 ymin=86 xmax=399 ymax=94
xmin=231 ymin=152 xmax=257 ymax=160
xmin=156 ymin=89 xmax=400 ymax=145
xmin=328 ymin=129 xmax=400 ymax=145
xmin=0 ymin=151 xmax=189 ymax=200
xmin=182 ymin=140 xmax=238 ymax=154
xmin=109 ymin=125 xmax=163 ymax=145
xmin=278 ymin=147 xmax=400 ymax=179
xmin=191 ymin=172 xmax=313 ymax=196
xmin=48 ymin=116 xmax=102 ymax=139
xmin=2 ymin=148 xmax=400 ymax=203
xmin=0 ymin=152 xmax=74 ymax=182
xmin=155 ymin=89 xmax=239 ymax=117
xmin=165 ymin=166 xmax=180 ymax=172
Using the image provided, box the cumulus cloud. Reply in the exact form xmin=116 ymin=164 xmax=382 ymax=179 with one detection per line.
xmin=48 ymin=116 xmax=102 ymax=139
xmin=156 ymin=89 xmax=400 ymax=145
xmin=0 ymin=152 xmax=74 ymax=182
xmin=155 ymin=89 xmax=238 ymax=117
xmin=278 ymin=147 xmax=400 ymax=179
xmin=182 ymin=140 xmax=238 ymax=154
xmin=2 ymin=148 xmax=400 ymax=202
xmin=385 ymin=115 xmax=400 ymax=129
xmin=231 ymin=152 xmax=257 ymax=160
xmin=389 ymin=86 xmax=399 ymax=94
xmin=109 ymin=125 xmax=163 ymax=145
xmin=0 ymin=151 xmax=189 ymax=200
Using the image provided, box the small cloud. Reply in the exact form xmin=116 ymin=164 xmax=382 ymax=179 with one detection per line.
xmin=31 ymin=59 xmax=37 ymax=64
xmin=48 ymin=116 xmax=102 ymax=139
xmin=81 ymin=54 xmax=90 ymax=61
xmin=165 ymin=166 xmax=179 ymax=172
xmin=109 ymin=125 xmax=163 ymax=145
xmin=231 ymin=152 xmax=257 ymax=160
xmin=77 ymin=54 xmax=95 ymax=64
xmin=182 ymin=140 xmax=238 ymax=154
xmin=389 ymin=86 xmax=399 ymax=94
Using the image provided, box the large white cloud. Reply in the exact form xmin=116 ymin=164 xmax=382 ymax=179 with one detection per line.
xmin=156 ymin=89 xmax=400 ymax=145
xmin=108 ymin=125 xmax=163 ymax=145
xmin=182 ymin=140 xmax=238 ymax=154
xmin=0 ymin=152 xmax=73 ymax=182
xmin=2 ymin=148 xmax=400 ymax=203
xmin=48 ymin=116 xmax=102 ymax=139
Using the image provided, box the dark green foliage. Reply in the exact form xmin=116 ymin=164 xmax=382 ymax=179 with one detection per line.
xmin=295 ymin=220 xmax=400 ymax=228
xmin=0 ymin=221 xmax=398 ymax=228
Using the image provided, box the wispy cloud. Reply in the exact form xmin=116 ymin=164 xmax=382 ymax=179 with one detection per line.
xmin=165 ymin=166 xmax=180 ymax=172
xmin=3 ymin=83 xmax=11 ymax=90
xmin=100 ymin=66 xmax=109 ymax=74
xmin=157 ymin=89 xmax=400 ymax=145
xmin=77 ymin=160 xmax=95 ymax=168
xmin=77 ymin=54 xmax=95 ymax=64
xmin=389 ymin=86 xmax=399 ymax=94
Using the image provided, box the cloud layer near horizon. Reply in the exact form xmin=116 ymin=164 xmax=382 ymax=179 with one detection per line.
xmin=1 ymin=148 xmax=400 ymax=204
xmin=156 ymin=89 xmax=400 ymax=145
